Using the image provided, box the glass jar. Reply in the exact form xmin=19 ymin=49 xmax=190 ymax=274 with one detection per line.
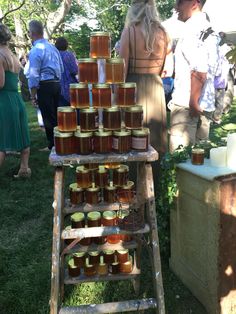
xmin=94 ymin=130 xmax=112 ymax=154
xmin=69 ymin=184 xmax=84 ymax=206
xmin=54 ymin=131 xmax=74 ymax=155
xmin=84 ymin=258 xmax=97 ymax=276
xmin=116 ymin=249 xmax=129 ymax=263
xmin=112 ymin=130 xmax=131 ymax=154
xmin=85 ymin=186 xmax=101 ymax=205
xmin=73 ymin=252 xmax=86 ymax=267
xmin=76 ymin=166 xmax=93 ymax=189
xmin=124 ymin=106 xmax=143 ymax=129
xmin=92 ymin=84 xmax=111 ymax=108
xmin=116 ymin=83 xmax=136 ymax=107
xmin=74 ymin=131 xmax=93 ymax=155
xmin=131 ymin=128 xmax=150 ymax=152
xmin=117 ymin=209 xmax=132 ymax=242
xmin=109 ymin=262 xmax=120 ymax=274
xmin=87 ymin=211 xmax=101 ymax=227
xmin=103 ymin=250 xmax=115 ymax=264
xmin=117 ymin=181 xmax=135 ymax=203
xmin=119 ymin=257 xmax=133 ymax=273
xmin=103 ymin=184 xmax=117 ymax=203
xmin=71 ymin=212 xmax=85 ymax=229
xmin=57 ymin=107 xmax=77 ymax=132
xmin=68 ymin=258 xmax=80 ymax=277
xmin=191 ymin=148 xmax=205 ymax=165
xmin=105 ymin=58 xmax=125 ymax=84
xmin=102 ymin=210 xmax=119 ymax=244
xmin=113 ymin=164 xmax=129 ymax=186
xmin=78 ymin=58 xmax=98 ymax=83
xmin=103 ymin=107 xmax=121 ymax=131
xmin=97 ymin=256 xmax=108 ymax=275
xmin=79 ymin=108 xmax=99 ymax=132
xmin=88 ymin=251 xmax=100 ymax=265
xmin=94 ymin=166 xmax=109 ymax=188
xmin=70 ymin=83 xmax=90 ymax=109
xmin=90 ymin=31 xmax=111 ymax=59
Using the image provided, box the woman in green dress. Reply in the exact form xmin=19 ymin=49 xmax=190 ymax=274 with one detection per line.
xmin=0 ymin=23 xmax=31 ymax=178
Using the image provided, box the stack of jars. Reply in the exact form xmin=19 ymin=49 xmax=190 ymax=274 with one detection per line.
xmin=67 ymin=248 xmax=133 ymax=278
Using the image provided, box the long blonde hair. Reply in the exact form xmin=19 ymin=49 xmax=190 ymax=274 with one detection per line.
xmin=125 ymin=0 xmax=164 ymax=55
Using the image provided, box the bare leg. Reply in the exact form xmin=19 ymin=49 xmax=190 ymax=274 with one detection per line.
xmin=19 ymin=147 xmax=30 ymax=170
xmin=0 ymin=151 xmax=6 ymax=167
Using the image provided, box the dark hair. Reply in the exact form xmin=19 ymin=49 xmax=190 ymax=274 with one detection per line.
xmin=28 ymin=20 xmax=44 ymax=36
xmin=0 ymin=24 xmax=11 ymax=45
xmin=55 ymin=37 xmax=68 ymax=51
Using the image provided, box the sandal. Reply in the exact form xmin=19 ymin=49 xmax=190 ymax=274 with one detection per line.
xmin=13 ymin=168 xmax=31 ymax=179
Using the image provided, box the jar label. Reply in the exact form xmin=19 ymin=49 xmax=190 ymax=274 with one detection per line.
xmin=132 ymin=137 xmax=147 ymax=150
xmin=95 ymin=113 xmax=99 ymax=128
xmin=112 ymin=137 xmax=119 ymax=150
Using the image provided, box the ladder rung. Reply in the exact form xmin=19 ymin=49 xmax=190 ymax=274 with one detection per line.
xmin=59 ymin=298 xmax=157 ymax=313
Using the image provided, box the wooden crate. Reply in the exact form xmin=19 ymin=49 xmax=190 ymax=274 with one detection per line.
xmin=170 ymin=161 xmax=236 ymax=314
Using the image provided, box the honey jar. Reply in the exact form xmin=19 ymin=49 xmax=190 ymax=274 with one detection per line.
xmin=94 ymin=166 xmax=109 ymax=188
xmin=120 ymin=256 xmax=133 ymax=274
xmin=104 ymin=162 xmax=121 ymax=169
xmin=113 ymin=164 xmax=129 ymax=186
xmin=116 ymin=249 xmax=129 ymax=263
xmin=70 ymin=212 xmax=85 ymax=229
xmin=105 ymin=58 xmax=125 ymax=84
xmin=112 ymin=130 xmax=131 ymax=154
xmin=124 ymin=106 xmax=143 ymax=129
xmin=57 ymin=107 xmax=77 ymax=132
xmin=117 ymin=209 xmax=132 ymax=242
xmin=78 ymin=58 xmax=98 ymax=83
xmin=116 ymin=83 xmax=136 ymax=107
xmin=92 ymin=84 xmax=111 ymax=108
xmin=69 ymin=184 xmax=84 ymax=205
xmin=131 ymin=128 xmax=150 ymax=152
xmin=103 ymin=107 xmax=121 ymax=130
xmin=74 ymin=130 xmax=93 ymax=155
xmin=88 ymin=251 xmax=100 ymax=265
xmin=103 ymin=184 xmax=117 ymax=203
xmin=94 ymin=130 xmax=112 ymax=154
xmin=54 ymin=131 xmax=74 ymax=155
xmin=68 ymin=258 xmax=80 ymax=277
xmin=73 ymin=252 xmax=86 ymax=267
xmin=64 ymin=225 xmax=75 ymax=245
xmin=85 ymin=187 xmax=101 ymax=205
xmin=87 ymin=211 xmax=101 ymax=227
xmin=79 ymin=108 xmax=99 ymax=132
xmin=84 ymin=258 xmax=96 ymax=276
xmin=70 ymin=83 xmax=90 ymax=108
xmin=76 ymin=166 xmax=93 ymax=189
xmin=109 ymin=261 xmax=120 ymax=274
xmin=90 ymin=31 xmax=111 ymax=59
xmin=102 ymin=210 xmax=119 ymax=244
xmin=117 ymin=181 xmax=135 ymax=203
xmin=191 ymin=148 xmax=205 ymax=165
xmin=103 ymin=250 xmax=115 ymax=264
xmin=97 ymin=256 xmax=108 ymax=275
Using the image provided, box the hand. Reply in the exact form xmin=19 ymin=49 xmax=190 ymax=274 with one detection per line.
xmin=31 ymin=96 xmax=38 ymax=108
xmin=189 ymin=103 xmax=203 ymax=117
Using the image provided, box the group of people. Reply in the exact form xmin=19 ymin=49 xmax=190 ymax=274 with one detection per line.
xmin=0 ymin=0 xmax=233 ymax=180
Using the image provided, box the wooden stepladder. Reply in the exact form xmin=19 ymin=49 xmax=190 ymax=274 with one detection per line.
xmin=49 ymin=146 xmax=165 ymax=314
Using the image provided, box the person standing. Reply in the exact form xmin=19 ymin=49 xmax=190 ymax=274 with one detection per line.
xmin=169 ymin=0 xmax=220 ymax=152
xmin=0 ymin=23 xmax=31 ymax=177
xmin=55 ymin=37 xmax=78 ymax=106
xmin=27 ymin=20 xmax=64 ymax=151
xmin=19 ymin=56 xmax=31 ymax=102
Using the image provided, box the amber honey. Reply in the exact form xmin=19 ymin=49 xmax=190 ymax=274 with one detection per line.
xmin=73 ymin=252 xmax=86 ymax=267
xmin=104 ymin=184 xmax=117 ymax=203
xmin=70 ymin=83 xmax=90 ymax=108
xmin=94 ymin=166 xmax=109 ymax=188
xmin=103 ymin=250 xmax=115 ymax=264
xmin=78 ymin=58 xmax=98 ymax=83
xmin=79 ymin=108 xmax=99 ymax=131
xmin=76 ymin=166 xmax=93 ymax=188
xmin=117 ymin=209 xmax=132 ymax=242
xmin=104 ymin=162 xmax=121 ymax=169
xmin=116 ymin=250 xmax=129 ymax=263
xmin=88 ymin=251 xmax=100 ymax=265
xmin=120 ymin=257 xmax=133 ymax=273
xmin=97 ymin=256 xmax=108 ymax=275
xmin=117 ymin=181 xmax=135 ymax=203
xmin=112 ymin=130 xmax=131 ymax=153
xmin=131 ymin=128 xmax=150 ymax=152
xmin=90 ymin=31 xmax=111 ymax=59
xmin=68 ymin=258 xmax=80 ymax=277
xmin=105 ymin=58 xmax=125 ymax=84
xmin=71 ymin=212 xmax=85 ymax=229
xmin=102 ymin=210 xmax=119 ymax=244
xmin=124 ymin=106 xmax=143 ymax=129
xmin=69 ymin=184 xmax=84 ymax=206
xmin=85 ymin=187 xmax=101 ymax=204
xmin=191 ymin=148 xmax=205 ymax=165
xmin=87 ymin=211 xmax=101 ymax=227
xmin=94 ymin=130 xmax=112 ymax=154
xmin=57 ymin=107 xmax=77 ymax=132
xmin=113 ymin=164 xmax=129 ymax=186
xmin=109 ymin=262 xmax=120 ymax=274
xmin=92 ymin=84 xmax=111 ymax=108
xmin=116 ymin=83 xmax=136 ymax=107
xmin=84 ymin=258 xmax=97 ymax=276
xmin=103 ymin=107 xmax=121 ymax=130
xmin=74 ymin=131 xmax=93 ymax=155
xmin=54 ymin=131 xmax=74 ymax=155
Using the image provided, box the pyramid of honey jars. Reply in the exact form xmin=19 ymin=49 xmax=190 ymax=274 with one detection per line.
xmin=54 ymin=31 xmax=150 ymax=155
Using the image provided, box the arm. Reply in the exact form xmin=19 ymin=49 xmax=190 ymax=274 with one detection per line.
xmin=189 ymin=71 xmax=206 ymax=117
xmin=0 ymin=59 xmax=5 ymax=88
xmin=119 ymin=28 xmax=130 ymax=79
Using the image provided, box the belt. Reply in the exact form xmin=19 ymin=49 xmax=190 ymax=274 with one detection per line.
xmin=40 ymin=79 xmax=59 ymax=84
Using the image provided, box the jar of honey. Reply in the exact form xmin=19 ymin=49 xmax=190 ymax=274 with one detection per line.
xmin=116 ymin=249 xmax=129 ymax=263
xmin=113 ymin=164 xmax=129 ymax=186
xmin=104 ymin=162 xmax=120 ymax=169
xmin=131 ymin=128 xmax=150 ymax=152
xmin=97 ymin=256 xmax=108 ymax=275
xmin=90 ymin=31 xmax=111 ymax=59
xmin=76 ymin=166 xmax=93 ymax=189
xmin=68 ymin=258 xmax=80 ymax=277
xmin=94 ymin=166 xmax=109 ymax=188
xmin=105 ymin=58 xmax=125 ymax=84
xmin=92 ymin=84 xmax=111 ymax=108
xmin=102 ymin=210 xmax=119 ymax=244
xmin=116 ymin=83 xmax=136 ymax=107
xmin=109 ymin=261 xmax=120 ymax=274
xmin=191 ymin=148 xmax=205 ymax=165
xmin=94 ymin=130 xmax=112 ymax=154
xmin=70 ymin=83 xmax=90 ymax=109
xmin=79 ymin=108 xmax=99 ymax=132
xmin=74 ymin=131 xmax=93 ymax=155
xmin=87 ymin=211 xmax=101 ymax=227
xmin=54 ymin=131 xmax=74 ymax=155
xmin=117 ymin=209 xmax=132 ymax=242
xmin=103 ymin=184 xmax=117 ymax=203
xmin=103 ymin=250 xmax=115 ymax=264
xmin=120 ymin=256 xmax=133 ymax=274
xmin=85 ymin=186 xmax=101 ymax=205
xmin=71 ymin=212 xmax=85 ymax=229
xmin=112 ymin=130 xmax=131 ymax=154
xmin=78 ymin=58 xmax=98 ymax=83
xmin=117 ymin=181 xmax=135 ymax=203
xmin=124 ymin=106 xmax=143 ymax=129
xmin=88 ymin=251 xmax=100 ymax=265
xmin=57 ymin=107 xmax=77 ymax=132
xmin=69 ymin=184 xmax=84 ymax=206
xmin=84 ymin=258 xmax=97 ymax=276
xmin=103 ymin=107 xmax=121 ymax=131
xmin=73 ymin=252 xmax=86 ymax=267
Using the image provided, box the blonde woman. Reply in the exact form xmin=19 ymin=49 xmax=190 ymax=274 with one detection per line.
xmin=119 ymin=0 xmax=173 ymax=154
xmin=0 ymin=23 xmax=31 ymax=177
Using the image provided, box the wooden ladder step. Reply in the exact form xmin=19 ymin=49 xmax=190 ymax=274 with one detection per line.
xmin=59 ymin=298 xmax=157 ymax=313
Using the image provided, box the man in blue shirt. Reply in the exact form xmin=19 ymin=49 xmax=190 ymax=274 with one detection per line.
xmin=28 ymin=20 xmax=64 ymax=151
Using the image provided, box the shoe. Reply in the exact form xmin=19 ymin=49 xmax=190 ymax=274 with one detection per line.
xmin=14 ymin=168 xmax=31 ymax=178
xmin=38 ymin=147 xmax=50 ymax=152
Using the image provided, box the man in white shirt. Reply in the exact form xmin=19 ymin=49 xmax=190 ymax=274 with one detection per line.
xmin=169 ymin=0 xmax=220 ymax=152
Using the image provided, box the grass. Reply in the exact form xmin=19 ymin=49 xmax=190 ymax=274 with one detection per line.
xmin=0 ymin=99 xmax=235 ymax=314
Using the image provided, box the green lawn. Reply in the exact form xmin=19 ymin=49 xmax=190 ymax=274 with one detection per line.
xmin=0 ymin=99 xmax=235 ymax=314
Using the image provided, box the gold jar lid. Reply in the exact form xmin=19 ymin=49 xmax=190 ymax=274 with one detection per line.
xmin=74 ymin=131 xmax=93 ymax=138
xmin=54 ymin=131 xmax=74 ymax=138
xmin=115 ymin=164 xmax=129 ymax=173
xmin=106 ymin=58 xmax=124 ymax=64
xmin=103 ymin=250 xmax=115 ymax=255
xmin=70 ymin=82 xmax=88 ymax=89
xmin=57 ymin=106 xmax=76 ymax=113
xmin=87 ymin=211 xmax=101 ymax=221
xmin=103 ymin=106 xmax=120 ymax=113
xmin=117 ymin=249 xmax=128 ymax=254
xmin=94 ymin=130 xmax=112 ymax=137
xmin=132 ymin=128 xmax=150 ymax=136
xmin=80 ymin=107 xmax=98 ymax=114
xmin=69 ymin=183 xmax=84 ymax=192
xmin=93 ymin=83 xmax=110 ymax=89
xmin=192 ymin=148 xmax=204 ymax=154
xmin=76 ymin=166 xmax=90 ymax=174
xmin=125 ymin=105 xmax=143 ymax=113
xmin=113 ymin=130 xmax=131 ymax=137
xmin=90 ymin=31 xmax=110 ymax=37
xmin=103 ymin=210 xmax=116 ymax=220
xmin=118 ymin=82 xmax=136 ymax=88
xmin=71 ymin=212 xmax=85 ymax=222
xmin=88 ymin=251 xmax=100 ymax=257
xmin=73 ymin=252 xmax=86 ymax=258
xmin=96 ymin=166 xmax=107 ymax=174
xmin=117 ymin=209 xmax=130 ymax=219
xmin=86 ymin=186 xmax=100 ymax=193
xmin=121 ymin=180 xmax=134 ymax=190
xmin=104 ymin=184 xmax=116 ymax=191
xmin=78 ymin=58 xmax=97 ymax=63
